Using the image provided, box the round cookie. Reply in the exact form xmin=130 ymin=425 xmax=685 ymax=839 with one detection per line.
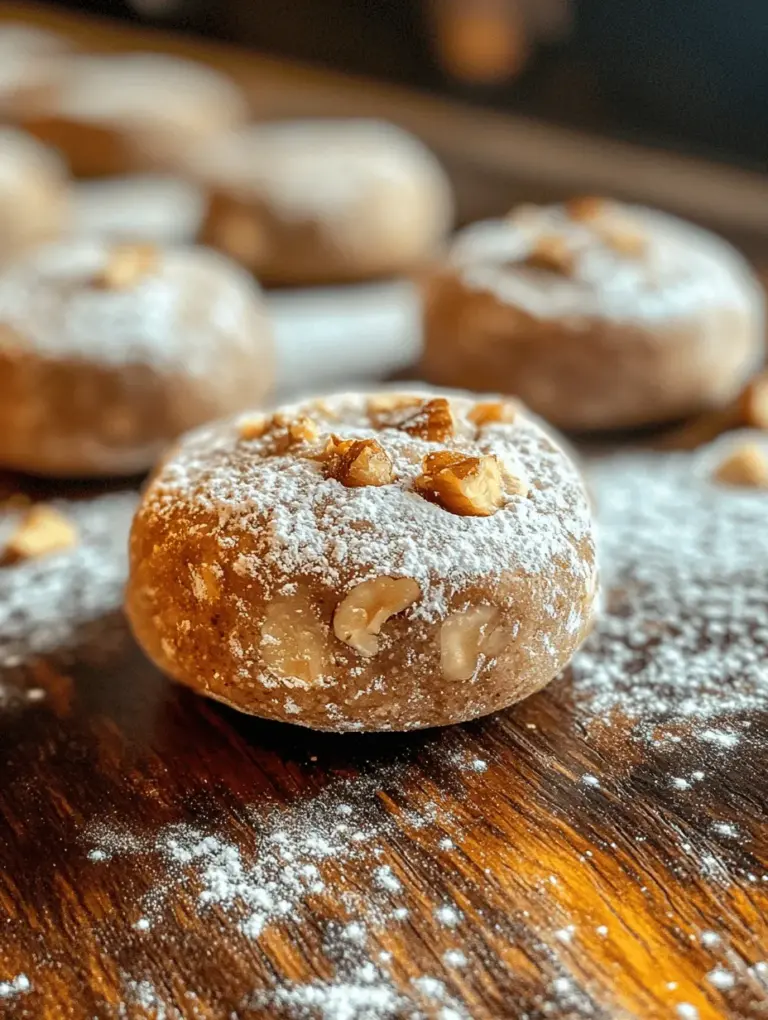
xmin=0 ymin=128 xmax=71 ymax=263
xmin=0 ymin=23 xmax=69 ymax=117
xmin=126 ymin=390 xmax=597 ymax=731
xmin=186 ymin=119 xmax=454 ymax=285
xmin=20 ymin=53 xmax=249 ymax=178
xmin=0 ymin=238 xmax=273 ymax=477
xmin=422 ymin=199 xmax=765 ymax=431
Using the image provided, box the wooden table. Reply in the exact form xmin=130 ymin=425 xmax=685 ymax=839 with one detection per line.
xmin=0 ymin=452 xmax=766 ymax=1020
xmin=0 ymin=8 xmax=766 ymax=1019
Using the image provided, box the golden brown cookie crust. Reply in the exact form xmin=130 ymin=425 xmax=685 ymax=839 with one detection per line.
xmin=422 ymin=201 xmax=765 ymax=431
xmin=189 ymin=120 xmax=454 ymax=285
xmin=126 ymin=390 xmax=598 ymax=731
xmin=0 ymin=239 xmax=273 ymax=477
xmin=20 ymin=53 xmax=249 ymax=178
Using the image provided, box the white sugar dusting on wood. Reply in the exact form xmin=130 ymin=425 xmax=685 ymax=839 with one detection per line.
xmin=573 ymin=451 xmax=768 ymax=729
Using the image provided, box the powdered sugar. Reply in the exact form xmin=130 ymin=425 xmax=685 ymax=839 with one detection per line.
xmin=0 ymin=492 xmax=136 ymax=669
xmin=573 ymin=449 xmax=768 ymax=726
xmin=149 ymin=392 xmax=595 ymax=625
xmin=0 ymin=974 xmax=30 ymax=999
xmin=452 ymin=203 xmax=760 ymax=326
xmin=0 ymin=238 xmax=265 ymax=376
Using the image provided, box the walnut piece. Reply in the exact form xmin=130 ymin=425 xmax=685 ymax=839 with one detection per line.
xmin=467 ymin=400 xmax=517 ymax=428
xmin=712 ymin=443 xmax=768 ymax=488
xmin=322 ymin=436 xmax=394 ymax=487
xmin=741 ymin=373 xmax=768 ymax=430
xmin=565 ymin=196 xmax=606 ymax=222
xmin=96 ymin=244 xmax=158 ymax=289
xmin=523 ymin=235 xmax=574 ymax=275
xmin=397 ymin=397 xmax=454 ymax=442
xmin=239 ymin=415 xmax=270 ymax=440
xmin=367 ymin=393 xmax=422 ymax=429
xmin=440 ymin=605 xmax=507 ymax=681
xmin=1 ymin=505 xmax=78 ymax=565
xmin=415 ymin=451 xmax=506 ymax=516
xmin=594 ymin=220 xmax=646 ymax=257
xmin=333 ymin=576 xmax=420 ymax=656
xmin=261 ymin=596 xmax=331 ymax=684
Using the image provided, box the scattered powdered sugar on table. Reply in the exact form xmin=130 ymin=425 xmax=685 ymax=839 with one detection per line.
xmin=573 ymin=451 xmax=768 ymax=728
xmin=0 ymin=974 xmax=30 ymax=999
xmin=0 ymin=492 xmax=137 ymax=670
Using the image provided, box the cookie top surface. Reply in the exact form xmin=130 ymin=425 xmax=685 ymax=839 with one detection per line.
xmin=449 ymin=200 xmax=760 ymax=325
xmin=0 ymin=126 xmax=66 ymax=184
xmin=186 ymin=119 xmax=450 ymax=220
xmin=0 ymin=238 xmax=264 ymax=372
xmin=0 ymin=24 xmax=68 ymax=98
xmin=142 ymin=391 xmax=596 ymax=621
xmin=35 ymin=53 xmax=248 ymax=131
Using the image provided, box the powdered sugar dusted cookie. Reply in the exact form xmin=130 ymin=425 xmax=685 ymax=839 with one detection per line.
xmin=187 ymin=119 xmax=454 ymax=285
xmin=0 ymin=128 xmax=70 ymax=262
xmin=422 ymin=199 xmax=764 ymax=431
xmin=21 ymin=52 xmax=249 ymax=178
xmin=0 ymin=238 xmax=273 ymax=477
xmin=126 ymin=390 xmax=597 ymax=731
xmin=0 ymin=23 xmax=69 ymax=117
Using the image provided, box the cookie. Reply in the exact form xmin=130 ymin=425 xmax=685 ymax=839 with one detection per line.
xmin=72 ymin=175 xmax=206 ymax=245
xmin=0 ymin=128 xmax=70 ymax=263
xmin=421 ymin=199 xmax=765 ymax=431
xmin=126 ymin=390 xmax=597 ymax=731
xmin=21 ymin=53 xmax=249 ymax=178
xmin=0 ymin=23 xmax=69 ymax=117
xmin=187 ymin=119 xmax=454 ymax=285
xmin=0 ymin=239 xmax=273 ymax=477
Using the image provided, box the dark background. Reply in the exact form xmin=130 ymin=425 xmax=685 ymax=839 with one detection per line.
xmin=47 ymin=0 xmax=768 ymax=168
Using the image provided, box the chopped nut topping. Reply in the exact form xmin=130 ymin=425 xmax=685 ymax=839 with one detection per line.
xmin=367 ymin=393 xmax=422 ymax=429
xmin=96 ymin=244 xmax=158 ymax=289
xmin=333 ymin=577 xmax=420 ymax=656
xmin=440 ymin=605 xmax=508 ymax=681
xmin=741 ymin=372 xmax=768 ymax=430
xmin=1 ymin=505 xmax=78 ymax=565
xmin=467 ymin=400 xmax=517 ymax=428
xmin=241 ymin=413 xmax=319 ymax=449
xmin=321 ymin=436 xmax=394 ymax=487
xmin=594 ymin=220 xmax=646 ymax=257
xmin=414 ymin=451 xmax=505 ymax=516
xmin=239 ymin=415 xmax=270 ymax=440
xmin=397 ymin=397 xmax=455 ymax=442
xmin=713 ymin=443 xmax=768 ymax=488
xmin=522 ymin=235 xmax=574 ymax=275
xmin=261 ymin=596 xmax=331 ymax=684
xmin=565 ymin=196 xmax=606 ymax=222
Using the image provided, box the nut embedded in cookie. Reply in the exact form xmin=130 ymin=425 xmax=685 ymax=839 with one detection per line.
xmin=396 ymin=397 xmax=455 ymax=442
xmin=522 ymin=235 xmax=574 ymax=275
xmin=333 ymin=576 xmax=421 ymax=656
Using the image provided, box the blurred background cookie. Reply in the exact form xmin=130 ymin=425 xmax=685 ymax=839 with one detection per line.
xmin=20 ymin=52 xmax=250 ymax=177
xmin=0 ymin=238 xmax=273 ymax=477
xmin=0 ymin=128 xmax=71 ymax=264
xmin=421 ymin=199 xmax=765 ymax=432
xmin=188 ymin=119 xmax=454 ymax=286
xmin=0 ymin=22 xmax=69 ymax=117
xmin=71 ymin=174 xmax=206 ymax=245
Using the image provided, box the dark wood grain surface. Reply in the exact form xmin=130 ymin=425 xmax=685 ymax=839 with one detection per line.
xmin=0 ymin=459 xmax=766 ymax=1020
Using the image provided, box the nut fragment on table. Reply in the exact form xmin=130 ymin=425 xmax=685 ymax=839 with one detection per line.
xmin=415 ymin=451 xmax=507 ymax=516
xmin=712 ymin=442 xmax=768 ymax=488
xmin=1 ymin=504 xmax=78 ymax=565
xmin=333 ymin=576 xmax=420 ymax=656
